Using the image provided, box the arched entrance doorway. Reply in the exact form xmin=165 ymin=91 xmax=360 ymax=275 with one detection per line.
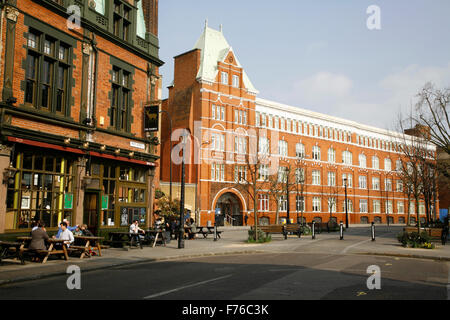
xmin=215 ymin=193 xmax=243 ymax=227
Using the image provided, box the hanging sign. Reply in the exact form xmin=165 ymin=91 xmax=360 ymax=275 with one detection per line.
xmin=144 ymin=105 xmax=159 ymax=132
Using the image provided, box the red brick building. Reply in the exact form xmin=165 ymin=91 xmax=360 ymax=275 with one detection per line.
xmin=0 ymin=0 xmax=163 ymax=236
xmin=160 ymin=25 xmax=438 ymax=227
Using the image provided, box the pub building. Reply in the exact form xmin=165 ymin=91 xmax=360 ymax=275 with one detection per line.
xmin=0 ymin=0 xmax=163 ymax=237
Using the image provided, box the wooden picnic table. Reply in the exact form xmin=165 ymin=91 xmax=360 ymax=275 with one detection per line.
xmin=146 ymin=229 xmax=166 ymax=248
xmin=195 ymin=226 xmax=222 ymax=239
xmin=105 ymin=232 xmax=143 ymax=249
xmin=71 ymin=236 xmax=104 ymax=259
xmin=17 ymin=237 xmax=69 ymax=264
xmin=0 ymin=241 xmax=25 ymax=265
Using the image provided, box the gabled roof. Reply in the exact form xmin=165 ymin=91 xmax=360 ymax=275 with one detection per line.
xmin=193 ymin=26 xmax=258 ymax=94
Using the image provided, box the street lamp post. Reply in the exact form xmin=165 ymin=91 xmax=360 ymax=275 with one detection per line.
xmin=286 ymin=172 xmax=291 ymax=224
xmin=178 ymin=131 xmax=188 ymax=249
xmin=159 ymin=110 xmax=173 ymax=202
xmin=344 ymin=178 xmax=349 ymax=229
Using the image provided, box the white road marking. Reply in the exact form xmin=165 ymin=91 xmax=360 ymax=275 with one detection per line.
xmin=143 ymin=274 xmax=233 ymax=300
xmin=341 ymin=239 xmax=373 ymax=254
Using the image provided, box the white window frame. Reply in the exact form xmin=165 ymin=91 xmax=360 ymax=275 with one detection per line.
xmin=312 ymin=170 xmax=321 ymax=185
xmin=221 ymin=72 xmax=228 ymax=85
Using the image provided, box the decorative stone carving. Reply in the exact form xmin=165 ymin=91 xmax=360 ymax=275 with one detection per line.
xmin=5 ymin=6 xmax=19 ymax=22
xmin=83 ymin=42 xmax=92 ymax=55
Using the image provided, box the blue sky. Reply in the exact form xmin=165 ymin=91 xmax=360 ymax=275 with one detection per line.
xmin=158 ymin=0 xmax=450 ymax=129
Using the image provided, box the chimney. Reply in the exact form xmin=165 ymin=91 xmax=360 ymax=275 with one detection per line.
xmin=141 ymin=0 xmax=158 ymax=36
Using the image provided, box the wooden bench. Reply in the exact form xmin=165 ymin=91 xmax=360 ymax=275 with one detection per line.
xmin=0 ymin=241 xmax=26 ymax=265
xmin=284 ymin=224 xmax=302 ymax=238
xmin=251 ymin=225 xmax=292 ymax=240
xmin=104 ymin=232 xmax=143 ymax=249
xmin=70 ymin=236 xmax=103 ymax=258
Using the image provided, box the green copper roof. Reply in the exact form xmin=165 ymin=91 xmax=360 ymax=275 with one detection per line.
xmin=94 ymin=0 xmax=105 ymax=15
xmin=136 ymin=0 xmax=147 ymax=38
xmin=193 ymin=25 xmax=258 ymax=94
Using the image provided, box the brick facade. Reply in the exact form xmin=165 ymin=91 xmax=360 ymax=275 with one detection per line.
xmin=0 ymin=0 xmax=162 ymax=234
xmin=160 ymin=26 xmax=439 ymax=227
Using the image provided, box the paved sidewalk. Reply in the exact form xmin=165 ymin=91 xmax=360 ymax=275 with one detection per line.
xmin=1 ymin=225 xmax=449 ymax=286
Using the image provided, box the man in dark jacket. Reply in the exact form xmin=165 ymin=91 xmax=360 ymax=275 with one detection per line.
xmin=29 ymin=222 xmax=49 ymax=262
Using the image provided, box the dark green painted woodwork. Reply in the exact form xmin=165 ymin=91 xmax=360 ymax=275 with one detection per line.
xmin=30 ymin=0 xmax=162 ymax=66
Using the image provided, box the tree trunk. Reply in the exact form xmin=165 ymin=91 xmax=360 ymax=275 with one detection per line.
xmin=254 ymin=195 xmax=258 ymax=241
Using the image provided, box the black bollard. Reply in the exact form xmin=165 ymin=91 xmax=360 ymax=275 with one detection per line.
xmin=214 ymin=225 xmax=218 ymax=242
xmin=340 ymin=221 xmax=344 ymax=240
xmin=371 ymin=222 xmax=376 ymax=241
xmin=312 ymin=221 xmax=316 ymax=240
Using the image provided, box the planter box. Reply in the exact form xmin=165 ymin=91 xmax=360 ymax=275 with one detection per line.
xmin=404 ymin=227 xmax=443 ymax=240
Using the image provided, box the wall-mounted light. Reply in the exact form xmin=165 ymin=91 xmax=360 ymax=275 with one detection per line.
xmin=129 ymin=151 xmax=135 ymax=158
xmin=64 ymin=138 xmax=71 ymax=145
xmin=3 ymin=163 xmax=17 ymax=185
xmin=100 ymin=145 xmax=106 ymax=151
xmin=115 ymin=148 xmax=121 ymax=155
xmin=83 ymin=142 xmax=90 ymax=149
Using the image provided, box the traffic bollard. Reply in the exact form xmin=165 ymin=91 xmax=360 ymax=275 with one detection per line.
xmin=214 ymin=225 xmax=218 ymax=242
xmin=371 ymin=222 xmax=376 ymax=241
xmin=340 ymin=222 xmax=344 ymax=240
xmin=312 ymin=221 xmax=316 ymax=240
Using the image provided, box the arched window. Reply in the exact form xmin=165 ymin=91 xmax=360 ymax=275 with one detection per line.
xmin=384 ymin=158 xmax=392 ymax=171
xmin=328 ymin=148 xmax=336 ymax=163
xmin=312 ymin=146 xmax=321 ymax=161
xmin=372 ymin=156 xmax=379 ymax=170
xmin=359 ymin=154 xmax=367 ymax=168
xmin=296 ymin=143 xmax=305 ymax=158
xmin=342 ymin=151 xmax=352 ymax=165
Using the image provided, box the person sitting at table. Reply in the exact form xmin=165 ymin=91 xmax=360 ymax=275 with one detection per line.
xmin=130 ymin=220 xmax=145 ymax=246
xmin=30 ymin=220 xmax=38 ymax=232
xmin=81 ymin=224 xmax=94 ymax=237
xmin=29 ymin=222 xmax=49 ymax=262
xmin=54 ymin=221 xmax=74 ymax=247
xmin=186 ymin=218 xmax=197 ymax=240
xmin=55 ymin=219 xmax=78 ymax=238
xmin=170 ymin=219 xmax=179 ymax=239
xmin=73 ymin=226 xmax=83 ymax=236
xmin=79 ymin=224 xmax=97 ymax=256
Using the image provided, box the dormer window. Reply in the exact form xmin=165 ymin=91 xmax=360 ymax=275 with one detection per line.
xmin=113 ymin=0 xmax=132 ymax=42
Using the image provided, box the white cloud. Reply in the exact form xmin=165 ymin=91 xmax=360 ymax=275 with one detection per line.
xmin=271 ymin=63 xmax=450 ymax=129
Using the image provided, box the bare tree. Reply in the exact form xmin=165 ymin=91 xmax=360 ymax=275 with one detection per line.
xmin=233 ymin=129 xmax=272 ymax=240
xmin=414 ymin=83 xmax=450 ymax=156
xmin=325 ymin=170 xmax=339 ymax=228
xmin=413 ymin=84 xmax=450 ymax=182
xmin=396 ymin=114 xmax=431 ymax=230
xmin=267 ymin=163 xmax=298 ymax=224
xmin=294 ymin=158 xmax=307 ymax=225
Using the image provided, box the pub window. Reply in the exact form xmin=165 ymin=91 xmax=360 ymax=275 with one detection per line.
xmin=110 ymin=67 xmax=132 ymax=132
xmin=6 ymin=152 xmax=75 ymax=230
xmin=90 ymin=163 xmax=148 ymax=227
xmin=24 ymin=29 xmax=71 ymax=115
xmin=113 ymin=0 xmax=132 ymax=41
